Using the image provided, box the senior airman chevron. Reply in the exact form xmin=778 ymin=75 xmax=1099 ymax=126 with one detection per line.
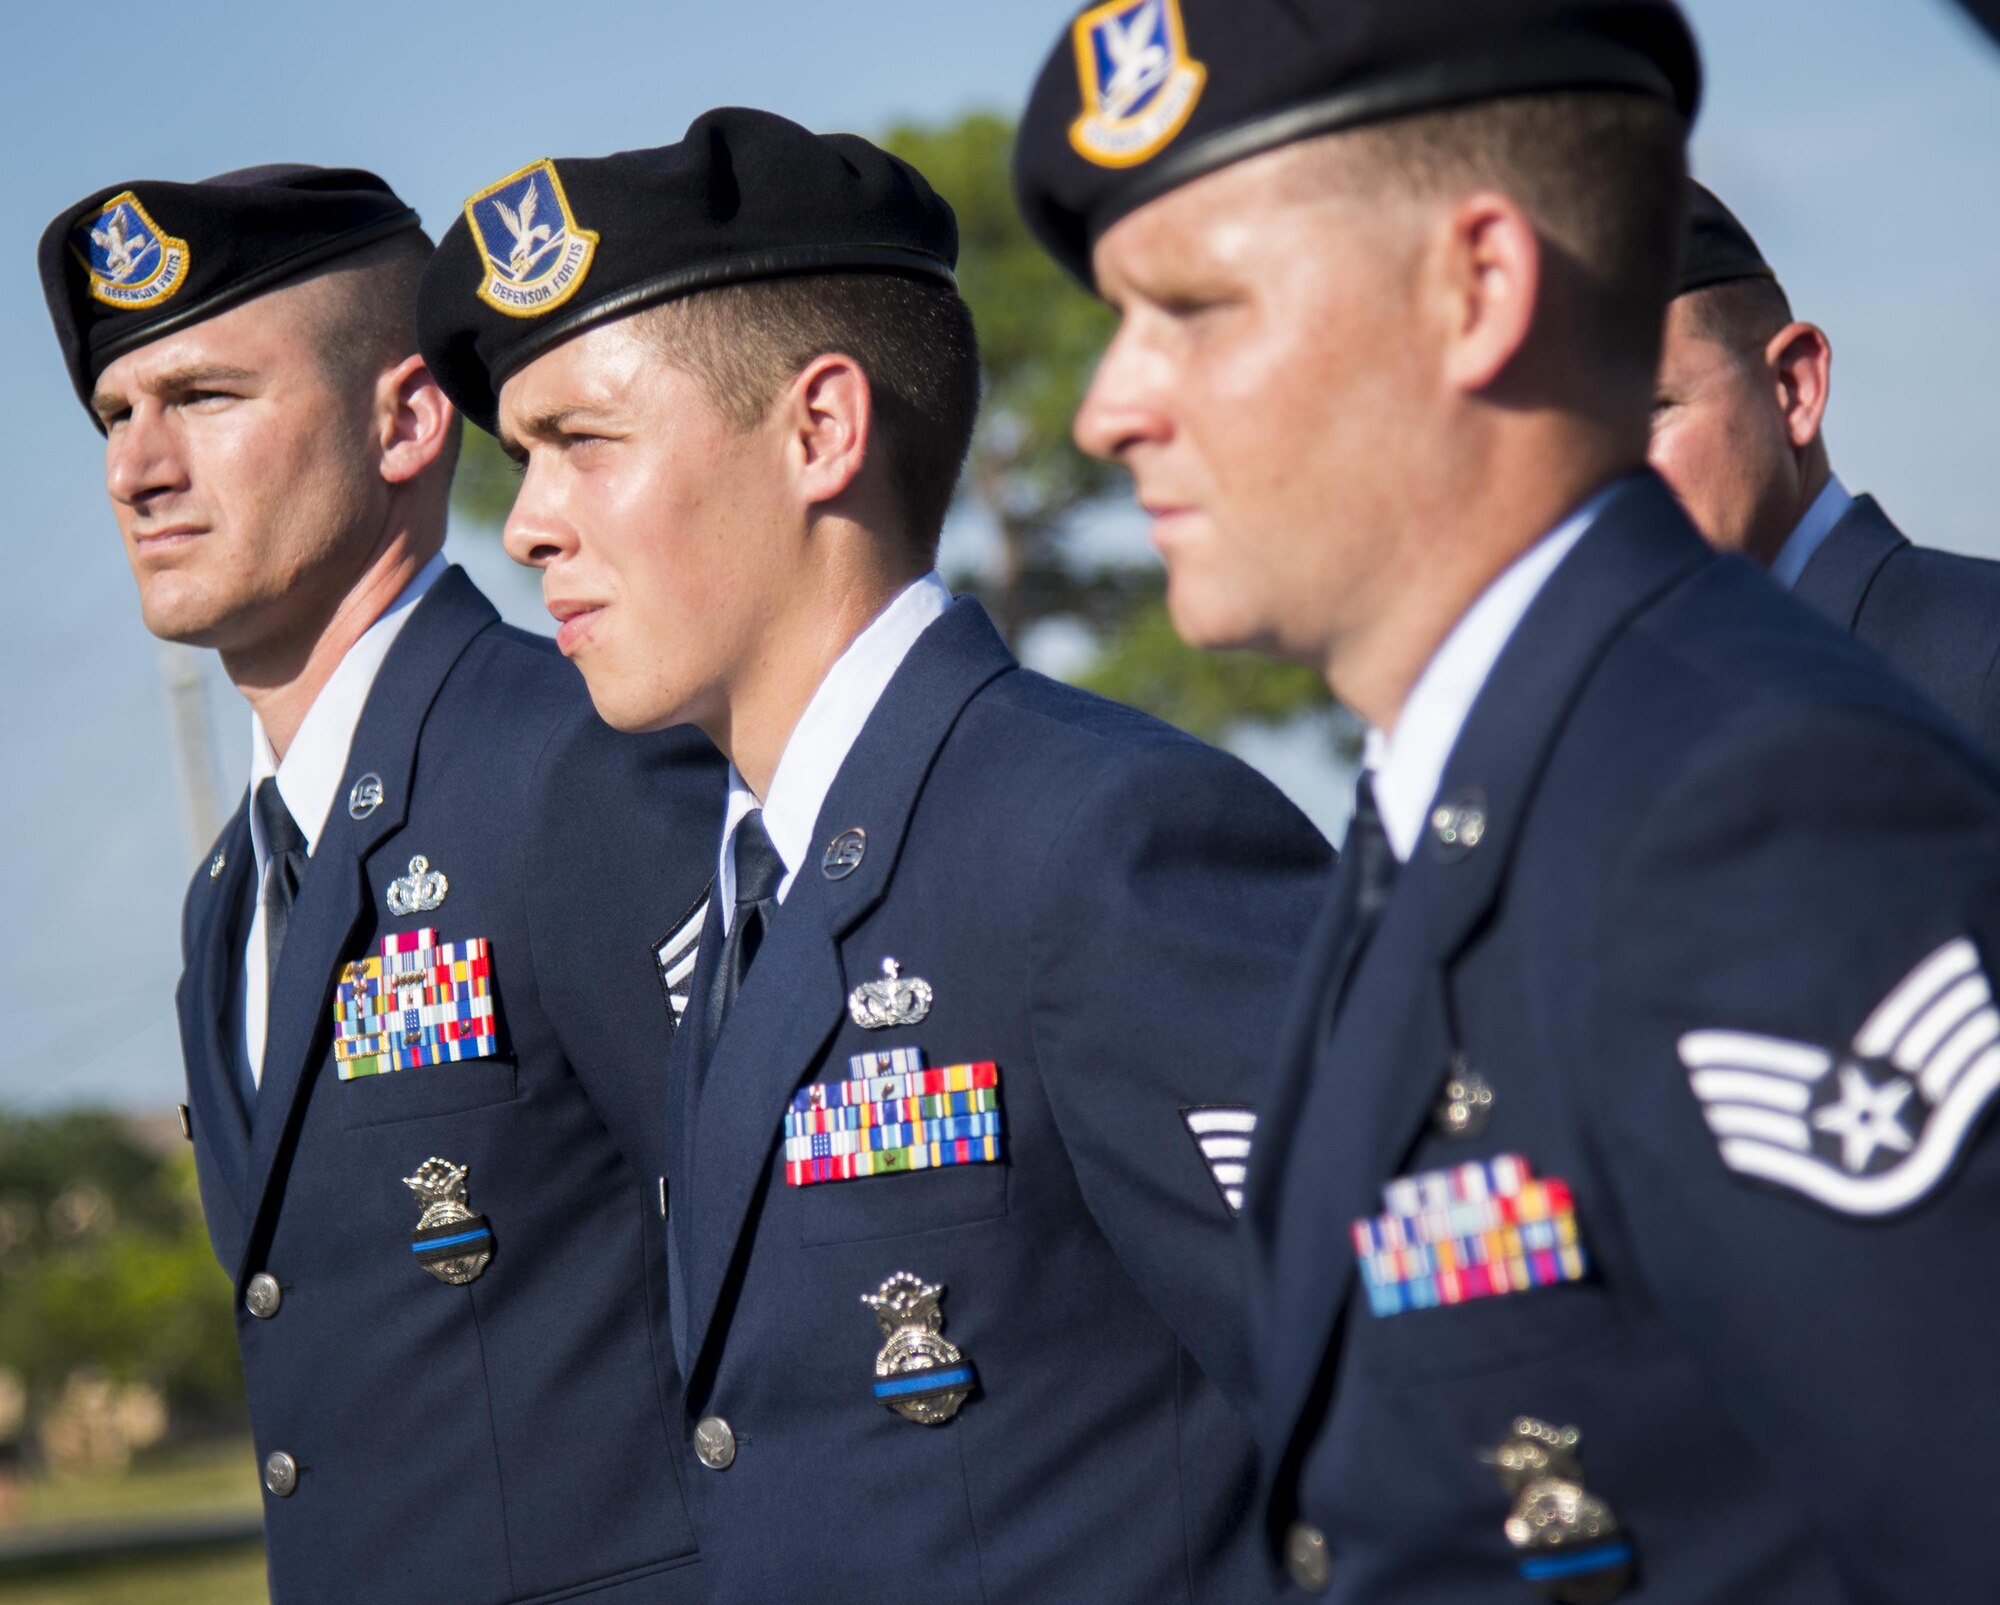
xmin=332 ymin=927 xmax=497 ymax=1079
xmin=784 ymin=1047 xmax=1004 ymax=1186
xmin=1354 ymin=1154 xmax=1587 ymax=1318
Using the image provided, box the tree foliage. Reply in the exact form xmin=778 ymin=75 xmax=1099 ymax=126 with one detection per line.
xmin=0 ymin=1113 xmax=244 ymax=1433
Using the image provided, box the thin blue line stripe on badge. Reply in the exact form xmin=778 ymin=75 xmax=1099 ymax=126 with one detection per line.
xmin=1519 ymin=1541 xmax=1634 ymax=1581
xmin=871 ymin=1366 xmax=974 ymax=1400
xmin=413 ymin=1227 xmax=491 ymax=1253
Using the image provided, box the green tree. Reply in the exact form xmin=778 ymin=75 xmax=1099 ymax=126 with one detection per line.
xmin=0 ymin=1113 xmax=244 ymax=1431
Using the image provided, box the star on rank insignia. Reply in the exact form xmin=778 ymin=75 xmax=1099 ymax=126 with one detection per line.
xmin=1067 ymin=0 xmax=1208 ymax=169
xmin=861 ymin=1272 xmax=976 ymax=1425
xmin=464 ymin=159 xmax=598 ymax=318
xmin=1680 ymin=936 xmax=2000 ymax=1216
xmin=404 ymin=1158 xmax=493 ymax=1285
xmin=71 ymin=192 xmax=189 ymax=310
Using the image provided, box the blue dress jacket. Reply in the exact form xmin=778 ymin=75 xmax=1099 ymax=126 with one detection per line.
xmin=177 ymin=567 xmax=724 ymax=1605
xmin=1252 ymin=476 xmax=2000 ymax=1602
xmin=663 ymin=598 xmax=1333 ymax=1605
xmin=1792 ymin=492 xmax=2000 ymax=761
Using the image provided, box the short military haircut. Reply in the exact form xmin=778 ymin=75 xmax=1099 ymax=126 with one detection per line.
xmin=302 ymin=230 xmax=463 ymax=478
xmin=634 ymin=272 xmax=981 ymax=557
xmin=1678 ymin=276 xmax=1796 ymax=363
xmin=1308 ymin=91 xmax=1689 ymax=384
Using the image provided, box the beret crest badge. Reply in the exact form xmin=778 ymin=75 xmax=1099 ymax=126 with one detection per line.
xmin=465 ymin=159 xmax=598 ymax=318
xmin=1068 ymin=0 xmax=1207 ymax=169
xmin=72 ymin=192 xmax=190 ymax=310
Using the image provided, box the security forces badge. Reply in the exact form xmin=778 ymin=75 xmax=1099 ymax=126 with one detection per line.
xmin=71 ymin=192 xmax=189 ymax=309
xmin=465 ymin=159 xmax=598 ymax=318
xmin=1680 ymin=937 xmax=2000 ymax=1216
xmin=1068 ymin=0 xmax=1208 ymax=168
xmin=404 ymin=1158 xmax=493 ymax=1284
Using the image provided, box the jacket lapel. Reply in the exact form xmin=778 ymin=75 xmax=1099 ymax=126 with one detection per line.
xmin=1791 ymin=494 xmax=1907 ymax=631
xmin=1259 ymin=475 xmax=1713 ymax=1472
xmin=238 ymin=568 xmax=499 ymax=1278
xmin=176 ymin=802 xmax=255 ymax=1254
xmin=678 ymin=599 xmax=1016 ymax=1380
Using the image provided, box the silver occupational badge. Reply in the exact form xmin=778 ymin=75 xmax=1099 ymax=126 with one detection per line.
xmin=861 ymin=1272 xmax=976 ymax=1425
xmin=403 ymin=1158 xmax=493 ymax=1285
xmin=1485 ymin=1418 xmax=1633 ymax=1604
xmin=847 ymin=958 xmax=934 ymax=1030
xmin=348 ymin=772 xmax=384 ymax=820
xmin=387 ymin=854 xmax=449 ymax=916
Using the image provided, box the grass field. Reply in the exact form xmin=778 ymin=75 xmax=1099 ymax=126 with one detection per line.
xmin=0 ymin=1546 xmax=266 ymax=1605
xmin=0 ymin=1440 xmax=265 ymax=1605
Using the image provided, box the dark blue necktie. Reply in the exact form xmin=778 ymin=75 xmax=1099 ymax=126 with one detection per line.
xmin=700 ymin=809 xmax=786 ymax=1074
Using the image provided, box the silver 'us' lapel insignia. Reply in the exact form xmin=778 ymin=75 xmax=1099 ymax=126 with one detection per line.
xmin=862 ymin=1272 xmax=976 ymax=1424
xmin=404 ymin=1158 xmax=493 ymax=1284
xmin=1680 ymin=936 xmax=2000 ymax=1217
xmin=387 ymin=855 xmax=449 ymax=915
xmin=348 ymin=772 xmax=384 ymax=820
xmin=848 ymin=958 xmax=933 ymax=1030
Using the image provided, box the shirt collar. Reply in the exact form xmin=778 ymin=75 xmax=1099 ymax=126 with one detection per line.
xmin=1768 ymin=473 xmax=1852 ymax=591
xmin=718 ymin=572 xmax=952 ymax=927
xmin=1362 ymin=484 xmax=1621 ymax=861
xmin=248 ymin=552 xmax=447 ymax=872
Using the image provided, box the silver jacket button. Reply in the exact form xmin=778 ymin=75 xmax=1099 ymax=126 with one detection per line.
xmin=263 ymin=1451 xmax=299 ymax=1497
xmin=1286 ymin=1521 xmax=1332 ymax=1594
xmin=693 ymin=1416 xmax=736 ymax=1470
xmin=244 ymin=1273 xmax=282 ymax=1319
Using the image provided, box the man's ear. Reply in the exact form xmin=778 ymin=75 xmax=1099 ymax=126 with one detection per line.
xmin=785 ymin=353 xmax=873 ymax=509
xmin=1432 ymin=189 xmax=1542 ymax=396
xmin=1765 ymin=321 xmax=1832 ymax=452
xmin=378 ymin=353 xmax=455 ymax=486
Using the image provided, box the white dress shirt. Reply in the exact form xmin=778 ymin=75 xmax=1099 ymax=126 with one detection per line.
xmin=1362 ymin=485 xmax=1621 ymax=861
xmin=717 ymin=572 xmax=953 ymax=932
xmin=241 ymin=553 xmax=446 ymax=1081
xmin=1768 ymin=473 xmax=1853 ymax=592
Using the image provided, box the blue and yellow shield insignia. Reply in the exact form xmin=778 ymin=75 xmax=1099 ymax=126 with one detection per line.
xmin=464 ymin=159 xmax=598 ymax=319
xmin=1068 ymin=0 xmax=1207 ymax=169
xmin=71 ymin=192 xmax=190 ymax=311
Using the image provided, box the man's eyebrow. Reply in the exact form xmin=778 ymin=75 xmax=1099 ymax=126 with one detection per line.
xmin=506 ymin=404 xmax=609 ymax=446
xmin=91 ymin=362 xmax=259 ymax=415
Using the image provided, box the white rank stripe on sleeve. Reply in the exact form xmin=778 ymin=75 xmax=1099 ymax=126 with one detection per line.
xmin=1679 ymin=937 xmax=2000 ymax=1216
xmin=654 ymin=897 xmax=709 ymax=1022
xmin=1182 ymin=1106 xmax=1257 ymax=1214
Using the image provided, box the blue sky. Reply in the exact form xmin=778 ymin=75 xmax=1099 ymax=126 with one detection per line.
xmin=4 ymin=1 xmax=1997 ymax=1111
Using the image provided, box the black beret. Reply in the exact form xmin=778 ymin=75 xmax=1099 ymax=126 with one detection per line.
xmin=1676 ymin=179 xmax=1777 ymax=299
xmin=1013 ymin=0 xmax=1702 ymax=287
xmin=417 ymin=107 xmax=961 ymax=434
xmin=40 ymin=164 xmax=423 ymax=421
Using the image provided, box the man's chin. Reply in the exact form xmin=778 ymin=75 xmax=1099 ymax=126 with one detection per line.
xmin=581 ymin=674 xmax=691 ymax=737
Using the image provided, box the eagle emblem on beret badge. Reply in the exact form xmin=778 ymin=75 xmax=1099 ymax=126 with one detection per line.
xmin=465 ymin=159 xmax=598 ymax=318
xmin=1068 ymin=0 xmax=1208 ymax=169
xmin=71 ymin=192 xmax=190 ymax=310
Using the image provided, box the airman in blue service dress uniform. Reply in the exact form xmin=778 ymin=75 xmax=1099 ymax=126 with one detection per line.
xmin=1019 ymin=2 xmax=2000 ymax=1599
xmin=41 ymin=168 xmax=721 ymax=1604
xmin=1652 ymin=180 xmax=2000 ymax=759
xmin=416 ymin=109 xmax=1332 ymax=1604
